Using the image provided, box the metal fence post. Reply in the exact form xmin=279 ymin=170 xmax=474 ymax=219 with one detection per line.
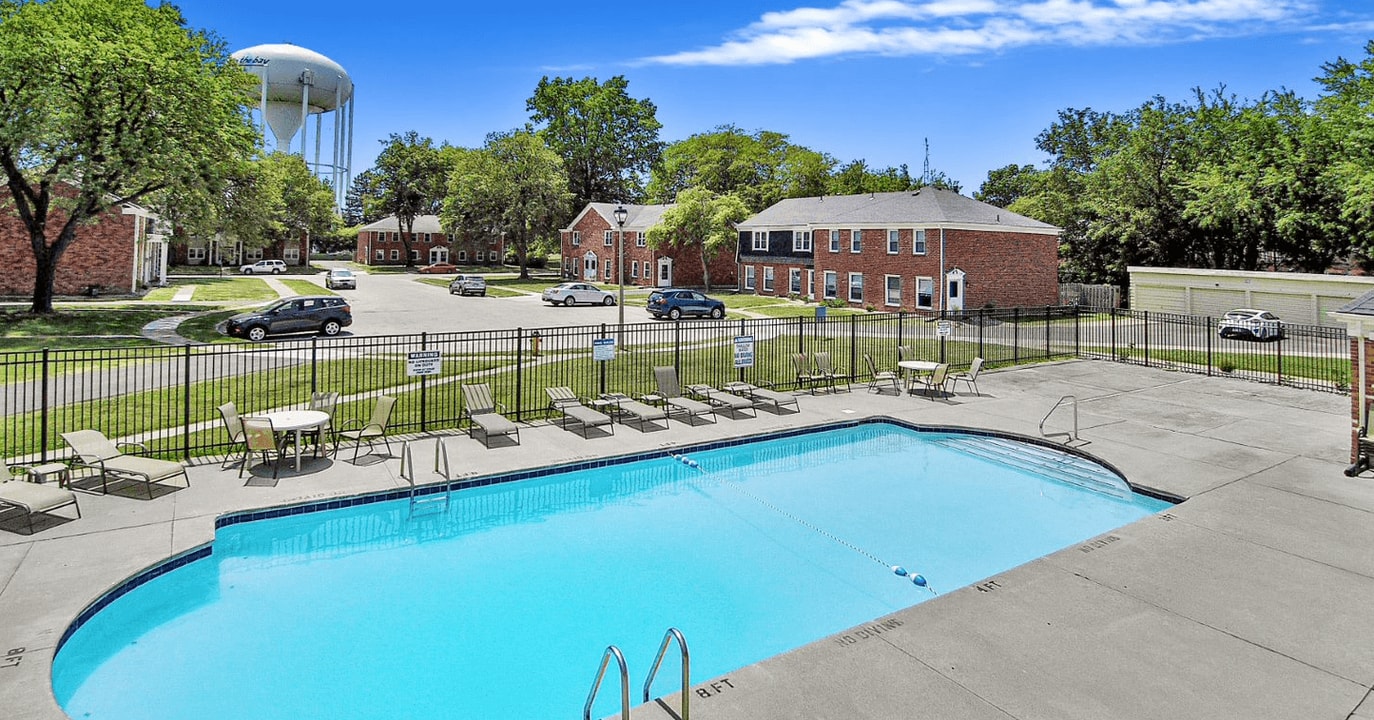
xmin=850 ymin=314 xmax=858 ymax=375
xmin=310 ymin=337 xmax=318 ymax=393
xmin=1144 ymin=310 xmax=1150 ymax=367
xmin=419 ymin=332 xmax=428 ymax=432
xmin=1276 ymin=333 xmax=1283 ymax=386
xmin=183 ymin=344 xmax=192 ymax=461
xmin=514 ymin=327 xmax=524 ymax=421
xmin=599 ymin=323 xmax=608 ymax=397
xmin=1013 ymin=307 xmax=1020 ymax=364
xmin=40 ymin=348 xmax=50 ymax=462
xmin=1206 ymin=317 xmax=1213 ymax=376
xmin=1111 ymin=308 xmax=1117 ymax=359
xmin=978 ymin=309 xmax=985 ymax=359
xmin=1044 ymin=306 xmax=1052 ymax=359
xmin=1074 ymin=306 xmax=1080 ymax=356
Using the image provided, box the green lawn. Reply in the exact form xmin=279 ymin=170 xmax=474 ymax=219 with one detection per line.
xmin=281 ymin=279 xmax=332 ymax=296
xmin=143 ymin=278 xmax=277 ymax=303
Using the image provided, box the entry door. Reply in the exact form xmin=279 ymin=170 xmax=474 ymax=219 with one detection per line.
xmin=429 ymin=248 xmax=448 ymax=265
xmin=657 ymin=257 xmax=673 ymax=287
xmin=582 ymin=251 xmax=598 ymax=281
xmin=947 ymin=268 xmax=966 ymax=312
xmin=806 ymin=269 xmax=815 ymax=300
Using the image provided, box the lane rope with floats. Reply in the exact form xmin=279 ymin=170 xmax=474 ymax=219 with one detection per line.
xmin=669 ymin=452 xmax=935 ymax=594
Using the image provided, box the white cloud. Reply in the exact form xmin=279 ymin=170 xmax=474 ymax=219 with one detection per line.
xmin=642 ymin=0 xmax=1321 ymax=66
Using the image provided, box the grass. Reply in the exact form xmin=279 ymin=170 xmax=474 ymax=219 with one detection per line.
xmin=280 ymin=279 xmax=332 ymax=296
xmin=143 ymin=278 xmax=277 ymax=303
xmin=1098 ymin=346 xmax=1349 ymax=385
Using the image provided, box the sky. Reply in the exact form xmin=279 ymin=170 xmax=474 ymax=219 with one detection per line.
xmin=170 ymin=0 xmax=1374 ymax=195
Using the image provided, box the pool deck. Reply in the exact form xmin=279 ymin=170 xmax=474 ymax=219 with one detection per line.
xmin=3 ymin=359 xmax=1372 ymax=719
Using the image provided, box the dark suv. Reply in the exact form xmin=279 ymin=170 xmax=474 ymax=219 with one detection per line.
xmin=646 ymin=288 xmax=725 ymax=320
xmin=224 ymin=296 xmax=352 ymax=341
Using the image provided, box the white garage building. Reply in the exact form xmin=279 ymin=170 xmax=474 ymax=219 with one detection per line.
xmin=1128 ymin=266 xmax=1374 ymax=327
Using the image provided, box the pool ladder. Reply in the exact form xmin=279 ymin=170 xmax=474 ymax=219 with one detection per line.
xmin=397 ymin=439 xmax=452 ymax=516
xmin=584 ymin=627 xmax=691 ymax=720
xmin=1039 ymin=395 xmax=1085 ymax=445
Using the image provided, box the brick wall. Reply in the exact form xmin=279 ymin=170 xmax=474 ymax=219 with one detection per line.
xmin=355 ymin=229 xmax=496 ymax=266
xmin=560 ymin=208 xmax=738 ymax=289
xmin=0 ymin=189 xmax=137 ymax=296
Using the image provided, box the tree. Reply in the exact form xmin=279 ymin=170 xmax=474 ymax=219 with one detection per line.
xmin=527 ymin=75 xmax=663 ymax=210
xmin=975 ymin=164 xmax=1040 ymax=208
xmin=342 ymin=169 xmax=382 ymax=227
xmin=647 ymin=125 xmax=834 ymax=212
xmin=374 ymin=132 xmax=449 ymax=267
xmin=0 ymin=0 xmax=258 ymax=312
xmin=443 ymin=130 xmax=570 ymax=280
xmin=645 ymin=187 xmax=749 ymax=292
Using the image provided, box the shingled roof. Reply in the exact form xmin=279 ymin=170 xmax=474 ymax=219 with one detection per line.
xmin=735 ymin=188 xmax=1058 ymax=233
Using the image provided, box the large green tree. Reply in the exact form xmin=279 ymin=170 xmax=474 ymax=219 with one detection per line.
xmin=443 ymin=130 xmax=570 ymax=280
xmin=526 ymin=75 xmax=663 ymax=210
xmin=0 ymin=0 xmax=258 ymax=312
xmin=975 ymin=164 xmax=1040 ymax=208
xmin=647 ymin=125 xmax=834 ymax=212
xmin=645 ymin=187 xmax=749 ymax=292
xmin=374 ymin=131 xmax=450 ymax=267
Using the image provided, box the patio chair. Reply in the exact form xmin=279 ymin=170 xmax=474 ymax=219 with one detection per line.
xmin=239 ymin=416 xmax=286 ymax=480
xmin=460 ymin=384 xmax=521 ymax=447
xmin=721 ymin=381 xmax=800 ymax=414
xmin=650 ymin=367 xmax=717 ymax=425
xmin=791 ymin=352 xmax=825 ymax=395
xmin=863 ymin=353 xmax=901 ymax=394
xmin=683 ymin=380 xmax=758 ymax=419
xmin=217 ymin=401 xmax=248 ymax=469
xmin=599 ymin=392 xmax=669 ymax=431
xmin=545 ymin=387 xmax=615 ymax=438
xmin=335 ymin=395 xmax=398 ymax=462
xmin=897 ymin=345 xmax=915 ymax=362
xmin=813 ymin=351 xmax=850 ymax=393
xmin=304 ymin=391 xmax=340 ymax=457
xmin=0 ymin=463 xmax=81 ymax=534
xmin=912 ymin=363 xmax=951 ymax=400
xmin=948 ymin=357 xmax=985 ymax=396
xmin=60 ymin=429 xmax=190 ymax=499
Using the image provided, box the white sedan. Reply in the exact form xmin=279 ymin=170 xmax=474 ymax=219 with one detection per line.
xmin=542 ymin=282 xmax=616 ymax=307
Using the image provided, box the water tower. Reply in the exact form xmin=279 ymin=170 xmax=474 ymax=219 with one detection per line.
xmin=231 ymin=43 xmax=355 ymax=206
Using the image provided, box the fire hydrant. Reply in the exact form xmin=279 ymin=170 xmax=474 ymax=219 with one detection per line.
xmin=530 ymin=330 xmax=541 ymax=357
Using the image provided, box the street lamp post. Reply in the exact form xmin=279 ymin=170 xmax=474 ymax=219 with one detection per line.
xmin=614 ymin=204 xmax=628 ymax=347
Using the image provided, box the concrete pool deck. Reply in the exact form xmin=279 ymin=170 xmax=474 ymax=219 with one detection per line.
xmin=2 ymin=359 xmax=1371 ymax=719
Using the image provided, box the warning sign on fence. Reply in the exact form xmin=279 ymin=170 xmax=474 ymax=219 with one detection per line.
xmin=733 ymin=335 xmax=755 ymax=368
xmin=407 ymin=350 xmax=442 ymax=376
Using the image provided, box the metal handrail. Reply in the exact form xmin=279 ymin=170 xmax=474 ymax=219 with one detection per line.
xmin=583 ymin=645 xmax=631 ymax=720
xmin=398 ymin=440 xmax=415 ymax=485
xmin=642 ymin=627 xmax=690 ymax=719
xmin=400 ymin=439 xmax=451 ymax=515
xmin=433 ymin=437 xmax=451 ymax=481
xmin=1039 ymin=394 xmax=1080 ymax=443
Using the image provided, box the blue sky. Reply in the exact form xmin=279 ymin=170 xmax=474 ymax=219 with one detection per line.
xmin=172 ymin=0 xmax=1374 ymax=194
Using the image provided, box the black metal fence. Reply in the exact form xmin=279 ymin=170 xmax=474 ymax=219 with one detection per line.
xmin=0 ymin=306 xmax=1349 ymax=462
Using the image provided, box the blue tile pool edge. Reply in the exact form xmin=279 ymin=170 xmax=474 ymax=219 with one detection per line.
xmin=53 ymin=416 xmax=1182 ymax=658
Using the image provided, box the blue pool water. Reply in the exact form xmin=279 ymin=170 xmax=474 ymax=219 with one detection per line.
xmin=53 ymin=422 xmax=1170 ymax=720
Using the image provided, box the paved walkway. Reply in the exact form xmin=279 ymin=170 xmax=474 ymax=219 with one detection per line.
xmin=139 ymin=277 xmax=297 ymax=345
xmin=3 ymin=362 xmax=1370 ymax=720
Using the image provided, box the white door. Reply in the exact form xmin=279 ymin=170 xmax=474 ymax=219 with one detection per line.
xmin=582 ymin=251 xmax=598 ymax=281
xmin=657 ymin=257 xmax=673 ymax=287
xmin=806 ymin=269 xmax=815 ymax=301
xmin=947 ymin=268 xmax=966 ymax=312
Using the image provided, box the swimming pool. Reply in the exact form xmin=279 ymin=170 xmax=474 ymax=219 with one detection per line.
xmin=52 ymin=421 xmax=1172 ymax=720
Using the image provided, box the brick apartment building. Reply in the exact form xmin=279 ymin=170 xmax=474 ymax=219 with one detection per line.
xmin=0 ymin=185 xmax=167 ymax=297
xmin=174 ymin=232 xmax=309 ymax=269
xmin=558 ymin=203 xmax=737 ymax=289
xmin=735 ymin=188 xmax=1060 ymax=313
xmin=354 ymin=215 xmax=504 ymax=267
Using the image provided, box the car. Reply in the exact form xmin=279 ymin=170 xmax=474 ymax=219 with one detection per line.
xmin=1217 ymin=308 xmax=1284 ymax=341
xmin=646 ymin=288 xmax=726 ymax=320
xmin=223 ymin=296 xmax=352 ymax=342
xmin=324 ymin=268 xmax=356 ymax=290
xmin=240 ymin=259 xmax=286 ymax=275
xmin=418 ymin=262 xmax=458 ymax=274
xmin=542 ymin=282 xmax=616 ymax=307
xmin=449 ymin=274 xmax=486 ymax=296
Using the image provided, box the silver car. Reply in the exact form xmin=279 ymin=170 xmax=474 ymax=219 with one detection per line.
xmin=324 ymin=268 xmax=356 ymax=290
xmin=1217 ymin=308 xmax=1284 ymax=341
xmin=542 ymin=282 xmax=616 ymax=306
xmin=449 ymin=274 xmax=486 ymax=296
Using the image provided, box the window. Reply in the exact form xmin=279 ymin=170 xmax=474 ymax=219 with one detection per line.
xmin=752 ymin=231 xmax=768 ymax=251
xmin=457 ymin=250 xmax=467 ymax=262
xmin=424 ymin=233 xmax=432 ymax=244
xmin=245 ymin=248 xmax=263 ymax=261
xmin=913 ymin=230 xmax=927 ymax=255
xmin=789 ymin=268 xmax=802 ymax=294
xmin=829 ymin=229 xmax=840 ymax=253
xmin=850 ymin=229 xmax=862 ymax=253
xmin=283 ymin=247 xmax=299 ymax=262
xmin=571 ymin=231 xmax=581 ymax=246
xmin=792 ymin=231 xmax=812 ymax=252
xmin=389 ymin=232 xmax=398 ymax=243
xmin=374 ymin=232 xmax=385 ymax=243
xmin=631 ymin=261 xmax=639 ymax=278
xmin=848 ymin=273 xmax=863 ymax=303
xmin=823 ymin=271 xmax=837 ymax=299
xmin=636 ymin=232 xmax=646 ymax=248
xmin=604 ymin=262 xmax=612 ymax=280
xmin=446 ymin=234 xmax=454 ymax=243
xmin=410 ymin=250 xmax=420 ymax=261
xmin=390 ymin=250 xmax=400 ymax=261
xmin=885 ymin=275 xmax=902 ymax=306
xmin=475 ymin=250 xmax=485 ymax=263
xmin=744 ymin=265 xmax=756 ymax=290
xmin=917 ymin=277 xmax=934 ymax=309
xmin=375 ymin=249 xmax=384 ymax=261
xmin=604 ymin=230 xmax=614 ymax=247
xmin=887 ymin=229 xmax=900 ymax=254
xmin=187 ymin=247 xmax=205 ymax=261
xmin=762 ymin=266 xmax=775 ymax=292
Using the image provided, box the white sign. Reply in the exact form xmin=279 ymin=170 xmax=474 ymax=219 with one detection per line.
xmin=406 ymin=350 xmax=442 ymax=376
xmin=936 ymin=320 xmax=953 ymax=337
xmin=733 ymin=335 xmax=755 ymax=368
xmin=593 ymin=337 xmax=616 ymax=361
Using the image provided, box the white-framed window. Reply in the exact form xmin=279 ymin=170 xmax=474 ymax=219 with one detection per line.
xmin=457 ymin=250 xmax=467 ymax=262
xmin=604 ymin=230 xmax=614 ymax=247
xmin=446 ymin=234 xmax=454 ymax=242
xmin=475 ymin=250 xmax=485 ymax=263
xmin=792 ymin=231 xmax=812 ymax=252
xmin=636 ymin=232 xmax=646 ymax=248
xmin=374 ymin=232 xmax=385 ymax=243
xmin=752 ymin=231 xmax=768 ymax=251
xmin=887 ymin=229 xmax=900 ymax=254
xmin=789 ymin=268 xmax=802 ymax=294
xmin=410 ymin=250 xmax=421 ymax=261
xmin=283 ymin=247 xmax=300 ymax=262
xmin=823 ymin=271 xmax=837 ymax=299
xmin=571 ymin=231 xmax=581 ymax=246
xmin=885 ymin=275 xmax=902 ymax=306
xmin=763 ymin=266 xmax=775 ymax=292
xmin=913 ymin=229 xmax=927 ymax=255
xmin=850 ymin=229 xmax=862 ymax=253
xmin=744 ymin=265 xmax=756 ymax=290
xmin=631 ymin=261 xmax=639 ymax=278
xmin=245 ymin=248 xmax=263 ymax=261
xmin=829 ymin=229 xmax=840 ymax=253
xmin=604 ymin=262 xmax=612 ymax=280
xmin=187 ymin=247 xmax=205 ymax=261
xmin=848 ymin=272 xmax=863 ymax=303
xmin=917 ymin=277 xmax=934 ymax=309
xmin=390 ymin=250 xmax=400 ymax=261
xmin=375 ymin=249 xmax=384 ymax=261
xmin=424 ymin=233 xmax=432 ymax=244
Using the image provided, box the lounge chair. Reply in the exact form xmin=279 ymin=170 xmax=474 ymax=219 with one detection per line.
xmin=863 ymin=353 xmax=901 ymax=394
xmin=60 ymin=430 xmax=190 ymax=498
xmin=650 ymin=367 xmax=717 ymax=425
xmin=217 ymin=402 xmax=248 ymax=469
xmin=683 ymin=381 xmax=757 ymax=418
xmin=813 ymin=351 xmax=850 ymax=392
xmin=335 ymin=395 xmax=397 ymax=462
xmin=912 ymin=363 xmax=951 ymax=400
xmin=0 ymin=464 xmax=81 ymax=534
xmin=599 ymin=392 xmax=669 ymax=431
xmin=545 ymin=387 xmax=615 ymax=438
xmin=791 ymin=352 xmax=826 ymax=394
xmin=240 ymin=416 xmax=285 ymax=480
xmin=948 ymin=357 xmax=985 ymax=396
xmin=721 ymin=381 xmax=800 ymax=414
xmin=460 ymin=384 xmax=521 ymax=447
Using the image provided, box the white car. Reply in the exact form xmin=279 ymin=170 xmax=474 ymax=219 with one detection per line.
xmin=542 ymin=282 xmax=616 ymax=306
xmin=240 ymin=259 xmax=286 ymax=275
xmin=1217 ymin=308 xmax=1284 ymax=341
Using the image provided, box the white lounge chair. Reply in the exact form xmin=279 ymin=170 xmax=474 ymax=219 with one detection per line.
xmin=461 ymin=384 xmax=521 ymax=447
xmin=545 ymin=387 xmax=615 ymax=438
xmin=721 ymin=382 xmax=800 ymax=414
xmin=0 ymin=464 xmax=81 ymax=534
xmin=599 ymin=393 xmax=669 ymax=431
xmin=650 ymin=367 xmax=717 ymax=425
xmin=60 ymin=430 xmax=190 ymax=498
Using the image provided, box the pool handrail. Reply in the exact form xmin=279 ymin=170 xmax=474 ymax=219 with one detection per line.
xmin=583 ymin=645 xmax=631 ymax=720
xmin=398 ymin=439 xmax=451 ymax=515
xmin=642 ymin=627 xmax=690 ymax=719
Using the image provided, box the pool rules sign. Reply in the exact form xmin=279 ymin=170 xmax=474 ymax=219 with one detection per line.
xmin=406 ymin=350 xmax=442 ymax=376
xmin=733 ymin=336 xmax=755 ymax=368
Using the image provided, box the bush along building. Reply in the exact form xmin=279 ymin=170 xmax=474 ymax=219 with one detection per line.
xmin=735 ymin=188 xmax=1061 ymax=313
xmin=559 ymin=203 xmax=738 ymax=289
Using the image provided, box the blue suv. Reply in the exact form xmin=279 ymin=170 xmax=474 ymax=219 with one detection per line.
xmin=646 ymin=288 xmax=725 ymax=320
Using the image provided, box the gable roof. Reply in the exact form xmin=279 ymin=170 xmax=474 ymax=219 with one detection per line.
xmin=359 ymin=214 xmax=446 ymax=234
xmin=561 ymin=202 xmax=675 ymax=233
xmin=735 ymin=188 xmax=1058 ymax=234
xmin=1336 ymin=289 xmax=1374 ymax=317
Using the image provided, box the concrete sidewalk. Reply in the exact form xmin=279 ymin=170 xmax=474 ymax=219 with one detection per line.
xmin=2 ymin=360 xmax=1370 ymax=719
